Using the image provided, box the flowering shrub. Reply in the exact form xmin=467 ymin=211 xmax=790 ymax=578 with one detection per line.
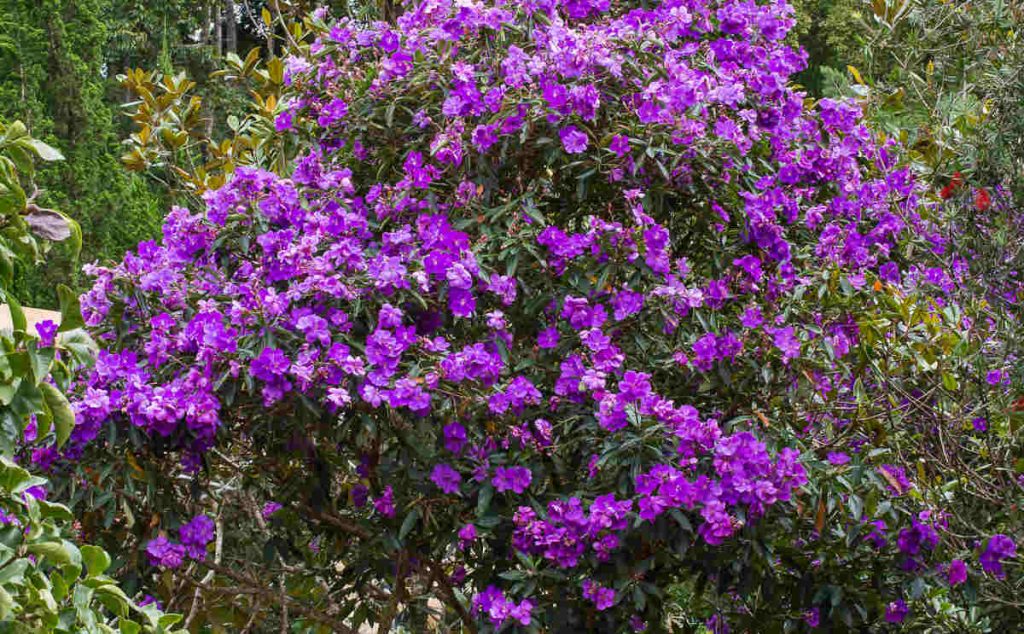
xmin=31 ymin=0 xmax=1022 ymax=630
xmin=0 ymin=122 xmax=179 ymax=633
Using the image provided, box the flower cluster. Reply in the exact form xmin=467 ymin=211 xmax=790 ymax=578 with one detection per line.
xmin=145 ymin=515 xmax=214 ymax=569
xmin=471 ymin=586 xmax=533 ymax=628
xmin=979 ymin=534 xmax=1016 ymax=579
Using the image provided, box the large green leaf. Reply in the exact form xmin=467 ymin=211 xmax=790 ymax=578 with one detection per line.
xmin=56 ymin=285 xmax=84 ymax=333
xmin=0 ymin=457 xmax=30 ymax=493
xmin=39 ymin=382 xmax=74 ymax=449
xmin=80 ymin=545 xmax=111 ymax=578
xmin=19 ymin=139 xmax=64 ymax=162
xmin=5 ymin=295 xmax=26 ymax=333
xmin=26 ymin=541 xmax=74 ymax=566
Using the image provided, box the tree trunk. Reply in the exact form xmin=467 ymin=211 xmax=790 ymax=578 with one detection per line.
xmin=204 ymin=2 xmax=212 ymax=47
xmin=215 ymin=3 xmax=223 ymax=59
xmin=225 ymin=0 xmax=237 ymax=57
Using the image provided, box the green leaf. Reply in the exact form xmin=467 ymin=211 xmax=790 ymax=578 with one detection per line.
xmin=0 ymin=456 xmax=31 ymax=492
xmin=157 ymin=613 xmax=183 ymax=628
xmin=0 ymin=586 xmax=12 ymax=620
xmin=5 ymin=295 xmax=26 ymax=333
xmin=476 ymin=484 xmax=494 ymax=517
xmin=56 ymin=285 xmax=84 ymax=333
xmin=27 ymin=541 xmax=74 ymax=566
xmin=118 ymin=620 xmax=141 ymax=634
xmin=40 ymin=382 xmax=74 ymax=449
xmin=80 ymin=545 xmax=111 ymax=578
xmin=28 ymin=343 xmax=54 ymax=385
xmin=95 ymin=584 xmax=130 ymax=618
xmin=20 ymin=138 xmax=63 ymax=162
xmin=37 ymin=499 xmax=73 ymax=523
xmin=0 ymin=178 xmax=26 ymax=217
xmin=56 ymin=329 xmax=97 ymax=365
xmin=0 ymin=558 xmax=28 ymax=586
xmin=399 ymin=507 xmax=420 ymax=541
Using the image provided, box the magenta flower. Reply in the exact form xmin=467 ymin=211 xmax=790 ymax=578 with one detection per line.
xmin=803 ymin=607 xmax=820 ymax=628
xmin=884 ymin=599 xmax=908 ymax=623
xmin=458 ymin=523 xmax=477 ymax=550
xmin=559 ymin=125 xmax=588 ymax=154
xmin=34 ymin=320 xmax=58 ymax=347
xmin=443 ymin=422 xmax=467 ymax=453
xmin=492 ymin=466 xmax=532 ymax=494
xmin=430 ymin=463 xmax=462 ymax=495
xmin=826 ymin=452 xmax=850 ymax=466
xmin=979 ymin=534 xmax=1016 ymax=579
xmin=582 ymin=579 xmax=616 ymax=611
xmin=374 ymin=486 xmax=396 ymax=518
xmin=947 ymin=559 xmax=968 ymax=586
xmin=609 ymin=134 xmax=630 ymax=157
xmin=146 ymin=536 xmax=185 ymax=569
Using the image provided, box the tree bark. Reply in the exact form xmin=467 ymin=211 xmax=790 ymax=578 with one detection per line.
xmin=225 ymin=0 xmax=237 ymax=56
xmin=204 ymin=2 xmax=212 ymax=47
xmin=215 ymin=3 xmax=223 ymax=59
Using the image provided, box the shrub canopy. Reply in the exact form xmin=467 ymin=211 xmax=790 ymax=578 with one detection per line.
xmin=23 ymin=0 xmax=1021 ymax=631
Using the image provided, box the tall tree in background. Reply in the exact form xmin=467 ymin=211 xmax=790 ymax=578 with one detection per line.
xmin=0 ymin=0 xmax=274 ymax=306
xmin=0 ymin=0 xmax=165 ymax=306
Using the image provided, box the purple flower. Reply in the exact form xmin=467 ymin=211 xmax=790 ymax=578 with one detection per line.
xmin=740 ymin=306 xmax=764 ymax=329
xmin=884 ymin=599 xmax=908 ymax=623
xmin=179 ymin=515 xmax=215 ymax=560
xmin=582 ymin=579 xmax=615 ymax=611
xmin=443 ymin=422 xmax=467 ymax=453
xmin=611 ymin=289 xmax=644 ymax=320
xmin=732 ymin=255 xmax=763 ymax=282
xmin=35 ymin=320 xmax=58 ymax=347
xmin=374 ymin=486 xmax=396 ymax=518
xmin=146 ymin=536 xmax=185 ymax=569
xmin=430 ymin=463 xmax=462 ymax=495
xmin=449 ymin=289 xmax=476 ymax=317
xmin=250 ymin=348 xmax=290 ymax=381
xmin=896 ymin=520 xmax=938 ymax=556
xmin=23 ymin=485 xmax=46 ymax=501
xmin=492 ymin=466 xmax=532 ymax=494
xmin=826 ymin=452 xmax=850 ymax=465
xmin=537 ymin=327 xmax=559 ymax=349
xmin=609 ymin=135 xmax=630 ymax=157
xmin=351 ymin=484 xmax=369 ymax=508
xmin=560 ymin=126 xmax=588 ymax=154
xmin=472 ymin=586 xmax=533 ymax=627
xmin=979 ymin=534 xmax=1016 ymax=579
xmin=458 ymin=523 xmax=477 ymax=550
xmin=274 ymin=110 xmax=294 ymax=132
xmin=138 ymin=595 xmax=164 ymax=610
xmin=947 ymin=559 xmax=968 ymax=586
xmin=804 ymin=607 xmax=820 ymax=628
xmin=317 ymin=98 xmax=348 ymax=127
xmin=262 ymin=502 xmax=283 ymax=519
xmin=770 ymin=326 xmax=801 ymax=363
xmin=985 ymin=369 xmax=1005 ymax=386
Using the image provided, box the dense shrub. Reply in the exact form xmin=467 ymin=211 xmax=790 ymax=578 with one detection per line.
xmin=22 ymin=0 xmax=1021 ymax=631
xmin=0 ymin=121 xmax=180 ymax=633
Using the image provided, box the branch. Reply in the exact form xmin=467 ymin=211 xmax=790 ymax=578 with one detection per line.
xmin=300 ymin=504 xmax=373 ymax=540
xmin=426 ymin=559 xmax=478 ymax=634
xmin=194 ymin=561 xmax=358 ymax=634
